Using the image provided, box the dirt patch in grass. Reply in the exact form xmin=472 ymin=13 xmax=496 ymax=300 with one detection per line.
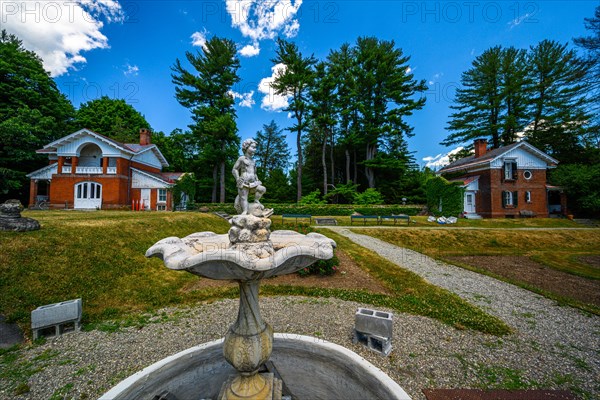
xmin=578 ymin=255 xmax=600 ymax=269
xmin=182 ymin=249 xmax=391 ymax=295
xmin=447 ymin=255 xmax=600 ymax=307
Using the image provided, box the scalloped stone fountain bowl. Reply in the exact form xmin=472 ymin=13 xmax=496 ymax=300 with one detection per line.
xmin=101 ymin=225 xmax=411 ymax=400
xmin=100 ymin=334 xmax=411 ymax=400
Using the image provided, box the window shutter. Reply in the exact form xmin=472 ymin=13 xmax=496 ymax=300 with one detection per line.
xmin=502 ymin=191 xmax=507 ymax=208
xmin=513 ymin=191 xmax=518 ymax=207
xmin=512 ymin=161 xmax=518 ymax=180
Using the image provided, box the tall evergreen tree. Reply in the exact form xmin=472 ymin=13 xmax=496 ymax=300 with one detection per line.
xmin=271 ymin=38 xmax=316 ymax=201
xmin=525 ymin=40 xmax=592 ymax=163
xmin=353 ymin=37 xmax=426 ymax=188
xmin=254 ymin=120 xmax=290 ymax=175
xmin=574 ymin=5 xmax=600 ymax=149
xmin=171 ymin=36 xmax=240 ymax=203
xmin=309 ymin=61 xmax=337 ymax=194
xmin=74 ymin=96 xmax=150 ymax=143
xmin=499 ymin=47 xmax=530 ymax=145
xmin=327 ymin=43 xmax=358 ymax=184
xmin=444 ymin=46 xmax=505 ymax=148
xmin=0 ymin=30 xmax=75 ymax=202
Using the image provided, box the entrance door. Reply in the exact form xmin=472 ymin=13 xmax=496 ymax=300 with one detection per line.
xmin=464 ymin=191 xmax=476 ymax=214
xmin=74 ymin=182 xmax=102 ymax=209
xmin=141 ymin=189 xmax=151 ymax=211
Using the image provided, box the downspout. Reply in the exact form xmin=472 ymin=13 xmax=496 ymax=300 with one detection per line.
xmin=127 ymin=153 xmax=135 ymax=207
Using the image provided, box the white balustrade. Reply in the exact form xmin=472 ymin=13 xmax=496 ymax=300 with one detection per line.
xmin=107 ymin=167 xmax=117 ymax=174
xmin=62 ymin=166 xmax=72 ymax=173
xmin=75 ymin=166 xmax=103 ymax=174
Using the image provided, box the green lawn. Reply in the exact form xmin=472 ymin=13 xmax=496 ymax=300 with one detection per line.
xmin=354 ymin=227 xmax=600 ymax=313
xmin=0 ymin=210 xmax=510 ymax=336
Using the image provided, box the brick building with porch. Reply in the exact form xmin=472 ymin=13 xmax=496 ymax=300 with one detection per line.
xmin=27 ymin=128 xmax=186 ymax=210
xmin=437 ymin=139 xmax=567 ymax=218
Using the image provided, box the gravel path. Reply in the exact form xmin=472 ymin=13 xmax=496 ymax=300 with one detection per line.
xmin=1 ymin=229 xmax=599 ymax=400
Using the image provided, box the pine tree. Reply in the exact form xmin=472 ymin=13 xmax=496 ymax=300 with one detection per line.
xmin=444 ymin=46 xmax=504 ymax=148
xmin=526 ymin=40 xmax=593 ymax=163
xmin=254 ymin=120 xmax=290 ymax=176
xmin=171 ymin=37 xmax=240 ymax=203
xmin=327 ymin=43 xmax=357 ymax=184
xmin=353 ymin=37 xmax=426 ymax=188
xmin=270 ymin=38 xmax=316 ymax=201
xmin=309 ymin=61 xmax=337 ymax=195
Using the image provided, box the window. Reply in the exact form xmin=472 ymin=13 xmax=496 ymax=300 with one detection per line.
xmin=525 ymin=191 xmax=532 ymax=203
xmin=158 ymin=189 xmax=167 ymax=203
xmin=157 ymin=204 xmax=166 ymax=211
xmin=503 ymin=160 xmax=518 ymax=180
xmin=502 ymin=191 xmax=518 ymax=208
xmin=523 ymin=170 xmax=532 ymax=180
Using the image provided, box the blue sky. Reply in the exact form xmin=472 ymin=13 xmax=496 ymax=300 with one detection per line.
xmin=2 ymin=0 xmax=597 ymax=168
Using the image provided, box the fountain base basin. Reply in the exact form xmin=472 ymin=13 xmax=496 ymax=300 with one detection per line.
xmin=101 ymin=334 xmax=411 ymax=400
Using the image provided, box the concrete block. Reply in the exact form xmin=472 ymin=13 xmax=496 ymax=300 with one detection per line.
xmin=354 ymin=307 xmax=393 ymax=339
xmin=31 ymin=298 xmax=82 ymax=339
xmin=353 ymin=330 xmax=392 ymax=356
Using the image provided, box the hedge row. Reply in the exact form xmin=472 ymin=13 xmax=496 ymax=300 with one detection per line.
xmin=190 ymin=203 xmax=423 ymax=216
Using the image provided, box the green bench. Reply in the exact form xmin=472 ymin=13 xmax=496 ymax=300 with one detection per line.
xmin=350 ymin=215 xmax=380 ymax=225
xmin=379 ymin=214 xmax=411 ymax=225
xmin=281 ymin=214 xmax=312 ymax=224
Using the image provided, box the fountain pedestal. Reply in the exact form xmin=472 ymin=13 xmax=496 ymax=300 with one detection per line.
xmin=220 ymin=280 xmax=280 ymax=400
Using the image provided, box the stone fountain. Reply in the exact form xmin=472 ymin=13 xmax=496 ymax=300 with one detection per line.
xmin=101 ymin=139 xmax=410 ymax=400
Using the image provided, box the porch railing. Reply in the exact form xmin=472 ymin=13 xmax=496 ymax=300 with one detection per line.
xmin=61 ymin=166 xmax=117 ymax=174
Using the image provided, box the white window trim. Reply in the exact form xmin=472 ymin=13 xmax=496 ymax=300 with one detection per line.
xmin=504 ymin=191 xmax=514 ymax=206
xmin=525 ymin=191 xmax=532 ymax=203
xmin=158 ymin=188 xmax=167 ymax=203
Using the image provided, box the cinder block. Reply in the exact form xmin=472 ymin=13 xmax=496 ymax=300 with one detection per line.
xmin=31 ymin=299 xmax=82 ymax=339
xmin=352 ymin=330 xmax=392 ymax=356
xmin=354 ymin=307 xmax=393 ymax=339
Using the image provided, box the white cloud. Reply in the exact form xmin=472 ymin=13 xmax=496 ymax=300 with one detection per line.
xmin=229 ymin=90 xmax=255 ymax=108
xmin=423 ymin=146 xmax=467 ymax=170
xmin=239 ymin=42 xmax=260 ymax=57
xmin=508 ymin=12 xmax=534 ymax=29
xmin=191 ymin=29 xmax=209 ymax=49
xmin=0 ymin=0 xmax=124 ymax=76
xmin=226 ymin=0 xmax=303 ymax=42
xmin=258 ymin=63 xmax=289 ymax=111
xmin=124 ymin=64 xmax=139 ymax=76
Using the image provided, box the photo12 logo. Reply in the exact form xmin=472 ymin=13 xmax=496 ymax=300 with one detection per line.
xmin=400 ymin=1 xmax=539 ymax=24
xmin=62 ymin=81 xmax=140 ymax=104
xmin=0 ymin=1 xmax=139 ymax=24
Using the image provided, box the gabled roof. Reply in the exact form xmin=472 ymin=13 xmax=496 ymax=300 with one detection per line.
xmin=37 ymin=128 xmax=169 ymax=167
xmin=438 ymin=141 xmax=558 ymax=174
xmin=132 ymin=168 xmax=184 ymax=185
xmin=449 ymin=175 xmax=480 ymax=187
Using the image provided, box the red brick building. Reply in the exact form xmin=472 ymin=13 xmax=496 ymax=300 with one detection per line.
xmin=437 ymin=139 xmax=566 ymax=218
xmin=27 ymin=128 xmax=186 ymax=210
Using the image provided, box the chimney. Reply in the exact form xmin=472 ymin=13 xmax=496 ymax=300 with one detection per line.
xmin=474 ymin=138 xmax=488 ymax=158
xmin=139 ymin=128 xmax=151 ymax=145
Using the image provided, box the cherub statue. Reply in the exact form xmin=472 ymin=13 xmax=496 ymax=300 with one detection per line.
xmin=232 ymin=138 xmax=266 ymax=215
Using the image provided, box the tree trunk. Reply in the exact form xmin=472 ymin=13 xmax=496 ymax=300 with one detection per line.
xmin=345 ymin=148 xmax=351 ymax=183
xmin=219 ymin=160 xmax=226 ymax=203
xmin=322 ymin=136 xmax=328 ymax=195
xmin=365 ymin=143 xmax=376 ymax=188
xmin=296 ymin=126 xmax=303 ymax=202
xmin=353 ymin=148 xmax=357 ymax=183
xmin=211 ymin=164 xmax=218 ymax=203
xmin=329 ymin=130 xmax=335 ymax=187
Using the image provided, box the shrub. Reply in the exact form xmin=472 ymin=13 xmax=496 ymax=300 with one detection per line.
xmin=297 ymin=255 xmax=339 ymax=277
xmin=298 ymin=190 xmax=327 ymax=205
xmin=354 ymin=188 xmax=385 ymax=205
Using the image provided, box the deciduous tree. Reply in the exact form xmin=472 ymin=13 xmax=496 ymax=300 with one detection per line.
xmin=0 ymin=30 xmax=75 ymax=202
xmin=74 ymin=96 xmax=150 ymax=143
